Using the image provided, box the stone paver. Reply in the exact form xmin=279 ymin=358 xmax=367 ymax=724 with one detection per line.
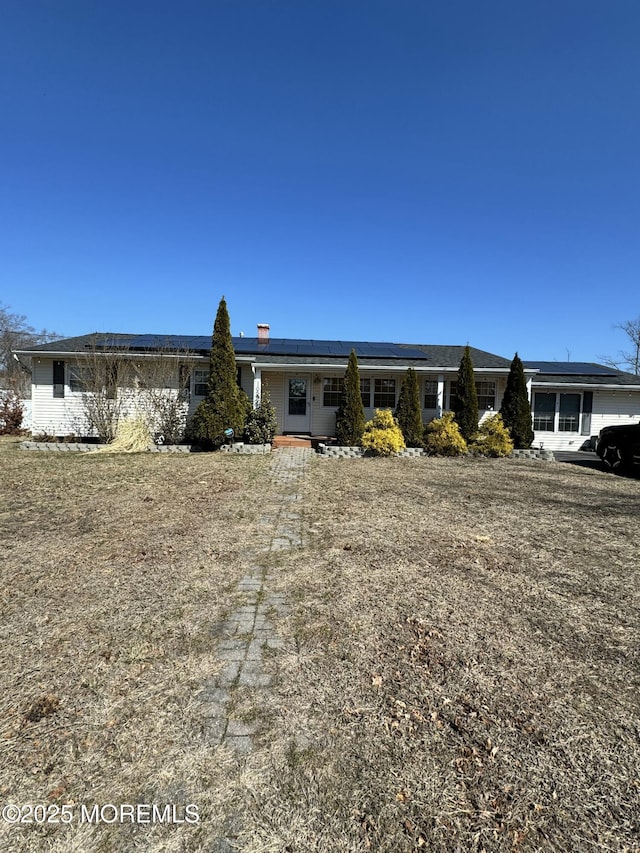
xmin=201 ymin=447 xmax=313 ymax=850
xmin=201 ymin=447 xmax=313 ymax=747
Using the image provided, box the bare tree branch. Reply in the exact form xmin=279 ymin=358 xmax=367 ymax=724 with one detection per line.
xmin=599 ymin=317 xmax=640 ymax=375
xmin=73 ymin=337 xmax=192 ymax=443
xmin=0 ymin=303 xmax=60 ymax=395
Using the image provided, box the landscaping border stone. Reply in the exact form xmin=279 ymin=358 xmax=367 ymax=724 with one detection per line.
xmin=219 ymin=443 xmax=272 ymax=454
xmin=316 ymin=443 xmax=555 ymax=461
xmin=20 ymin=441 xmax=194 ymax=453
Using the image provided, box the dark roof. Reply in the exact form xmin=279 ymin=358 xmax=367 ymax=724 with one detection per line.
xmin=18 ymin=333 xmax=511 ymax=368
xmin=18 ymin=333 xmax=209 ymax=355
xmin=525 ymin=361 xmax=640 ymax=386
xmin=233 ymin=338 xmax=430 ymax=359
xmin=524 ymin=361 xmax=617 ymax=376
xmin=20 ymin=335 xmax=639 ymax=384
xmin=404 ymin=344 xmax=512 ymax=369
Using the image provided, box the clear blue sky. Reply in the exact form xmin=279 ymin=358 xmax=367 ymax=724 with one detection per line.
xmin=2 ymin=1 xmax=639 ymax=363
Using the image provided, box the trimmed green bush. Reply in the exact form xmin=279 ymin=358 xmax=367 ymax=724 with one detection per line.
xmin=335 ymin=349 xmax=365 ymax=446
xmin=453 ymin=345 xmax=478 ymax=441
xmin=423 ymin=411 xmax=467 ymax=456
xmin=244 ymin=384 xmax=278 ymax=444
xmin=395 ymin=367 xmax=423 ymax=447
xmin=500 ymin=353 xmax=534 ymax=448
xmin=470 ymin=413 xmax=514 ymax=457
xmin=361 ymin=408 xmax=406 ymax=456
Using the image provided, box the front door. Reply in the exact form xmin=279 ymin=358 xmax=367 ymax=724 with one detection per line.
xmin=284 ymin=375 xmax=311 ymax=433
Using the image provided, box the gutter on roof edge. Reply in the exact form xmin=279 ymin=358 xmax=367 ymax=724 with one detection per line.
xmin=531 ymin=380 xmax=640 ymax=390
xmin=252 ymin=361 xmax=521 ymax=373
xmin=16 ymin=349 xmax=256 ymax=363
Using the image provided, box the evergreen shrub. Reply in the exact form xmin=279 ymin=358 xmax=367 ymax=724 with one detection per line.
xmin=500 ymin=353 xmax=534 ymax=448
xmin=244 ymin=385 xmax=278 ymax=444
xmin=395 ymin=367 xmax=423 ymax=447
xmin=470 ymin=413 xmax=514 ymax=457
xmin=335 ymin=350 xmax=365 ymax=446
xmin=361 ymin=409 xmax=406 ymax=456
xmin=423 ymin=411 xmax=467 ymax=456
xmin=186 ymin=297 xmax=247 ymax=449
xmin=454 ymin=345 xmax=478 ymax=441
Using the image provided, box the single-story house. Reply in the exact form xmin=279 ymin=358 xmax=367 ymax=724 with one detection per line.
xmin=15 ymin=325 xmax=640 ymax=450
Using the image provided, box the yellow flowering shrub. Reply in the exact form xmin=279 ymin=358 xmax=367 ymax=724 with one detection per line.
xmin=361 ymin=409 xmax=406 ymax=456
xmin=470 ymin=413 xmax=514 ymax=457
xmin=423 ymin=411 xmax=467 ymax=456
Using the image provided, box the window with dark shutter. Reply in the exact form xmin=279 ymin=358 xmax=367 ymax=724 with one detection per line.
xmin=105 ymin=363 xmax=118 ymax=399
xmin=178 ymin=365 xmax=191 ymax=401
xmin=53 ymin=360 xmax=65 ymax=398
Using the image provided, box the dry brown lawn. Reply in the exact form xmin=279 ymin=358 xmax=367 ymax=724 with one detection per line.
xmin=239 ymin=455 xmax=640 ymax=853
xmin=1 ymin=438 xmax=639 ymax=852
xmin=0 ymin=436 xmax=270 ymax=852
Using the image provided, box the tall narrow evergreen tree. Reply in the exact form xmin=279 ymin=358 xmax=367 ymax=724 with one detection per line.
xmin=335 ymin=349 xmax=365 ymax=445
xmin=453 ymin=345 xmax=478 ymax=441
xmin=395 ymin=367 xmax=423 ymax=447
xmin=186 ymin=297 xmax=246 ymax=449
xmin=500 ymin=352 xmax=534 ymax=448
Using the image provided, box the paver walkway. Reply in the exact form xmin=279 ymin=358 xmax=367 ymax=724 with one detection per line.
xmin=199 ymin=447 xmax=314 ymax=850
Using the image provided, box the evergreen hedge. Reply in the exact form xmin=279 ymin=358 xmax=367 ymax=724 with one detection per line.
xmin=186 ymin=297 xmax=247 ymax=449
xmin=335 ymin=349 xmax=365 ymax=446
xmin=453 ymin=345 xmax=478 ymax=441
xmin=500 ymin=353 xmax=534 ymax=448
xmin=395 ymin=367 xmax=423 ymax=447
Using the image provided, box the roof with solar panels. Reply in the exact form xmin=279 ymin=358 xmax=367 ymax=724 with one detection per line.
xmin=17 ymin=331 xmax=640 ymax=382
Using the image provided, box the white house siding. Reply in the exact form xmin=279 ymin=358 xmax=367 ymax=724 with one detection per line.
xmin=32 ymin=357 xmax=194 ymax=437
xmin=532 ymin=387 xmax=640 ymax=451
xmin=532 ymin=429 xmax=586 ymax=452
xmin=309 ymin=371 xmax=508 ymax=439
xmin=32 ymin=358 xmax=87 ymax=435
xmin=592 ymin=389 xmax=640 ymax=431
xmin=20 ymin=400 xmax=32 ymax=430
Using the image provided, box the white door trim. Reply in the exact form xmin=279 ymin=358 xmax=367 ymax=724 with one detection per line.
xmin=284 ymin=374 xmax=312 ymax=433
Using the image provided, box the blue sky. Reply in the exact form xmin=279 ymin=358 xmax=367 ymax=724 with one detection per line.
xmin=2 ymin=1 xmax=639 ymax=363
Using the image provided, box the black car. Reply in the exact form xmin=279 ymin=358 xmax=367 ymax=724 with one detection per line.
xmin=595 ymin=421 xmax=640 ymax=472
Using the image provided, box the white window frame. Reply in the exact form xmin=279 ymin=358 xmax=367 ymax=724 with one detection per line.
xmin=360 ymin=377 xmax=371 ymax=408
xmin=424 ymin=379 xmax=438 ymax=409
xmin=322 ymin=376 xmax=344 ymax=408
xmin=533 ymin=391 xmax=583 ymax=433
xmin=373 ymin=377 xmax=396 ymax=408
xmin=68 ymin=364 xmax=94 ymax=394
xmin=476 ymin=380 xmax=496 ymax=411
xmin=193 ymin=369 xmax=208 ymax=398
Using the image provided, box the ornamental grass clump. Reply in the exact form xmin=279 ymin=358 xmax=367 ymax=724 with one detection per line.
xmin=361 ymin=409 xmax=406 ymax=456
xmin=423 ymin=411 xmax=467 ymax=456
xmin=97 ymin=416 xmax=154 ymax=453
xmin=470 ymin=413 xmax=514 ymax=457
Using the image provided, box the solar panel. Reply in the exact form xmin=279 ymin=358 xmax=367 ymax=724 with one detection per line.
xmin=525 ymin=361 xmax=618 ymax=376
xmin=88 ymin=334 xmax=431 ymax=360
